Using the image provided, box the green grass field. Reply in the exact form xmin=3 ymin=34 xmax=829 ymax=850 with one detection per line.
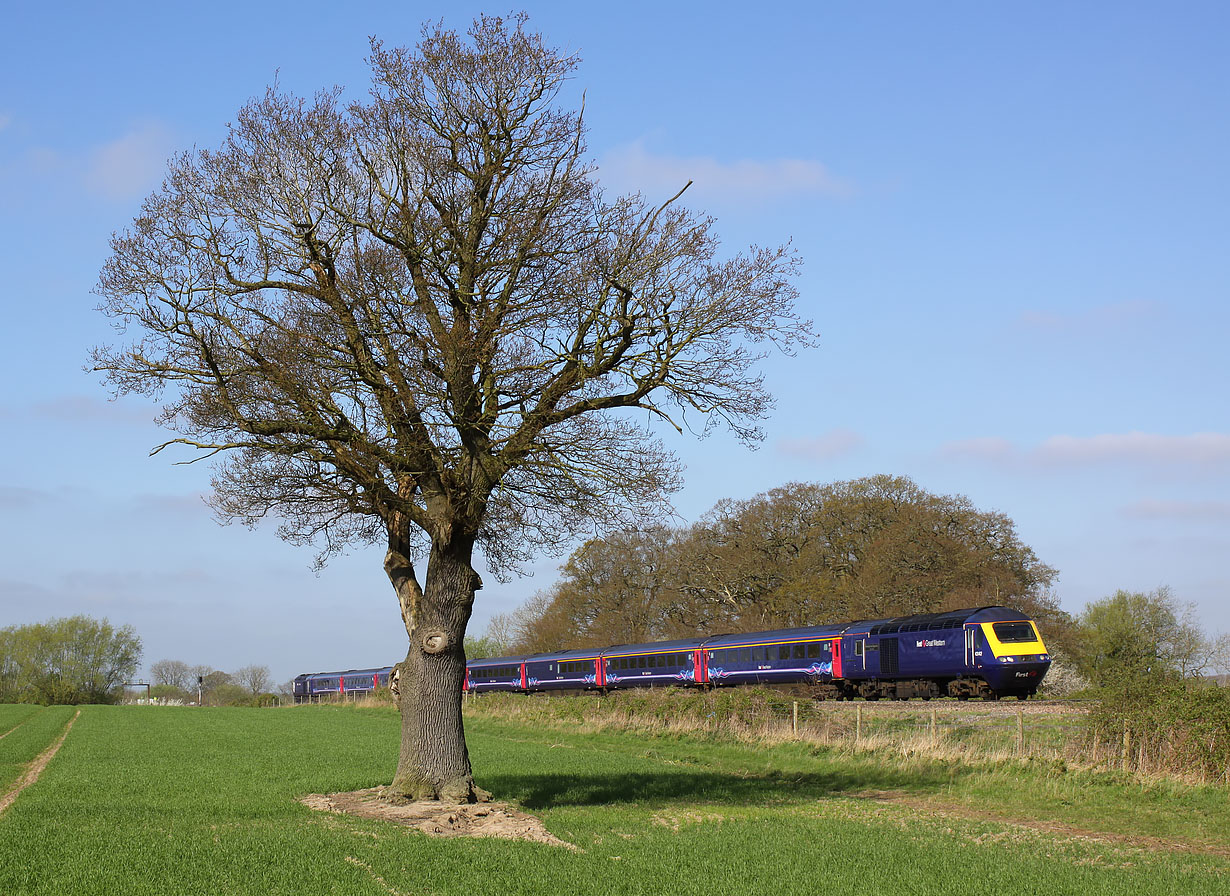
xmin=0 ymin=702 xmax=1226 ymax=895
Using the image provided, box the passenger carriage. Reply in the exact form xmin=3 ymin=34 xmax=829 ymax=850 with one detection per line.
xmin=523 ymin=648 xmax=605 ymax=691
xmin=701 ymin=623 xmax=847 ymax=692
xmin=292 ymin=666 xmax=392 ymax=703
xmin=600 ymin=638 xmax=706 ymax=688
xmin=465 ymin=655 xmax=532 ymax=693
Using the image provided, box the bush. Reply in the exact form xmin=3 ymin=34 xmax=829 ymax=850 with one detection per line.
xmin=1088 ymin=678 xmax=1230 ymax=783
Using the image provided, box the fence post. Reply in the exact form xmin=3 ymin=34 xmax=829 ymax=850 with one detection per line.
xmin=856 ymin=705 xmax=863 ymax=743
xmin=1017 ymin=709 xmax=1025 ymax=756
xmin=792 ymin=701 xmax=799 ymax=736
xmin=930 ymin=708 xmax=937 ymax=748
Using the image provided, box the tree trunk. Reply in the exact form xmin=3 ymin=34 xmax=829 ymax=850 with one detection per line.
xmin=384 ymin=531 xmax=490 ymax=804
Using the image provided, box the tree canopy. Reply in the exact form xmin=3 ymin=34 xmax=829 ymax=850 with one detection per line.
xmin=0 ymin=616 xmax=141 ymax=705
xmin=1077 ymin=587 xmax=1215 ymax=688
xmin=513 ymin=474 xmax=1064 ymax=650
xmin=92 ymin=14 xmax=810 ymax=802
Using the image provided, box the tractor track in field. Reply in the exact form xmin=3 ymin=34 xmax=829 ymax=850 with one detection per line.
xmin=0 ymin=720 xmax=28 ymax=741
xmin=0 ymin=709 xmax=80 ymax=817
xmin=851 ymin=789 xmax=1230 ymax=858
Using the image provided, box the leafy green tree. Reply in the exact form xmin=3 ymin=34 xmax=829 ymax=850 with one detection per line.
xmin=519 ymin=475 xmax=1064 ymax=645
xmin=1079 ymin=588 xmax=1228 ymax=780
xmin=1077 ymin=587 xmax=1212 ymax=688
xmin=0 ymin=616 xmax=141 ymax=704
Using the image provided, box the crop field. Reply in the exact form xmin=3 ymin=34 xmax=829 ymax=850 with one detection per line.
xmin=0 ymin=701 xmax=1227 ymax=895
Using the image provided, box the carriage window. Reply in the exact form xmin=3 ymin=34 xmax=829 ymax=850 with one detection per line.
xmin=806 ymin=642 xmax=820 ymax=659
xmin=792 ymin=643 xmax=805 ymax=659
xmin=752 ymin=646 xmax=766 ymax=662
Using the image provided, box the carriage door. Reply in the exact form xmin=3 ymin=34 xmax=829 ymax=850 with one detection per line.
xmin=964 ymin=626 xmax=978 ymax=668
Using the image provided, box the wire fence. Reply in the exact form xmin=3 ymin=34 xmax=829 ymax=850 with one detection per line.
xmin=464 ymin=690 xmax=1097 ymax=767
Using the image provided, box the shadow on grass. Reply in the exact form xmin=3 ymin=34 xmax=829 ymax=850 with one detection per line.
xmin=485 ymin=764 xmax=958 ymax=810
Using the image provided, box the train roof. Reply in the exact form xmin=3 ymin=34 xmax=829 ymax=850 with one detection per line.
xmin=844 ymin=606 xmax=1031 ymax=635
xmin=467 ymin=654 xmax=534 ymax=667
xmin=302 ymin=666 xmax=392 ymax=678
xmin=601 ymin=637 xmax=706 ymax=656
xmin=522 ymin=647 xmax=605 ymax=662
xmin=701 ymin=623 xmax=848 ymax=648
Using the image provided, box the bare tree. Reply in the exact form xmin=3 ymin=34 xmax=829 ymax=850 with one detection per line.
xmin=93 ymin=15 xmax=810 ymax=802
xmin=234 ymin=664 xmax=273 ymax=694
xmin=150 ymin=658 xmax=193 ymax=691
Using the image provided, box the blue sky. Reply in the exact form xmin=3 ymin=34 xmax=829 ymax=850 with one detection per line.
xmin=2 ymin=2 xmax=1227 ymax=684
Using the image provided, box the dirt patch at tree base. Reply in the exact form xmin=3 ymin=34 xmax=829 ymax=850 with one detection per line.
xmin=299 ymin=788 xmax=578 ymax=849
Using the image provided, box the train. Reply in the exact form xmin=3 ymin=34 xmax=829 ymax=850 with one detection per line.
xmin=294 ymin=605 xmax=1051 ymax=703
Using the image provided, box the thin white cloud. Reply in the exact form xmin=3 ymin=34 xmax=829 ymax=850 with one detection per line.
xmin=1121 ymin=500 xmax=1230 ymax=522
xmin=84 ymin=122 xmax=177 ymax=200
xmin=1016 ymin=299 xmax=1159 ymax=333
xmin=1 ymin=121 xmax=177 ymax=202
xmin=1036 ymin=432 xmax=1230 ymax=465
xmin=940 ymin=436 xmax=1015 ymax=463
xmin=777 ymin=429 xmax=864 ymax=462
xmin=131 ymin=492 xmax=210 ymax=519
xmin=943 ymin=432 xmax=1230 ymax=469
xmin=598 ymin=139 xmax=851 ymax=205
xmin=17 ymin=395 xmax=153 ymax=426
xmin=0 ymin=485 xmax=46 ymax=509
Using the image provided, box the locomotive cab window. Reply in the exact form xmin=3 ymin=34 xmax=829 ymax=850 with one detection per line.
xmin=992 ymin=621 xmax=1037 ymax=643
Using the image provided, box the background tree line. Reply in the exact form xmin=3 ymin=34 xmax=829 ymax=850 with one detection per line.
xmin=477 ymin=474 xmax=1069 ymax=655
xmin=0 ymin=616 xmax=141 ymax=705
xmin=147 ymin=659 xmax=280 ymax=706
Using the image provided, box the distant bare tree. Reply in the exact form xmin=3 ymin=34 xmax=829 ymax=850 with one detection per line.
xmin=234 ymin=664 xmax=273 ymax=694
xmin=93 ymin=15 xmax=810 ymax=802
xmin=480 ymin=613 xmax=516 ymax=655
xmin=150 ymin=658 xmax=193 ymax=691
